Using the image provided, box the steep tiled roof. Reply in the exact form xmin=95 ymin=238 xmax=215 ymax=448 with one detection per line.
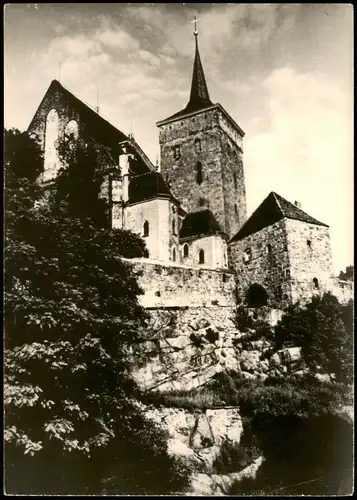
xmin=229 ymin=192 xmax=328 ymax=242
xmin=158 ymin=34 xmax=213 ymax=124
xmin=180 ymin=209 xmax=222 ymax=239
xmin=128 ymin=171 xmax=173 ymax=204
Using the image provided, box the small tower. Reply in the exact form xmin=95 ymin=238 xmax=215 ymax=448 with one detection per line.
xmin=156 ymin=18 xmax=247 ymax=239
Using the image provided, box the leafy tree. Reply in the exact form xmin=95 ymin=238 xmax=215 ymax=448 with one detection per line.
xmin=4 ymin=130 xmax=190 ymax=495
xmin=338 ymin=265 xmax=354 ymax=282
xmin=274 ymin=293 xmax=353 ymax=384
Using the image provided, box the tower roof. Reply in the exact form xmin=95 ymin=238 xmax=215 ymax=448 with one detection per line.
xmin=229 ymin=192 xmax=329 ymax=243
xmin=179 ymin=209 xmax=224 ymax=240
xmin=158 ymin=27 xmax=213 ymax=124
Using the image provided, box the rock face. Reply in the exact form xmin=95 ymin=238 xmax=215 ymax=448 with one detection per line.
xmin=143 ymin=404 xmax=264 ymax=496
xmin=131 ymin=307 xmax=302 ymax=392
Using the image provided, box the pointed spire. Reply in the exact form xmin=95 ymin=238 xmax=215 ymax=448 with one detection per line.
xmin=186 ymin=17 xmax=212 ymax=112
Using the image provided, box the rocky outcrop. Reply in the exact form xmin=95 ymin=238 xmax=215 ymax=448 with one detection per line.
xmin=142 ymin=404 xmax=264 ymax=496
xmin=131 ymin=307 xmax=302 ymax=392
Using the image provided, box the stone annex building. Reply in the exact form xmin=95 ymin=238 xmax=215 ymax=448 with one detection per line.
xmin=27 ymin=28 xmax=351 ymax=312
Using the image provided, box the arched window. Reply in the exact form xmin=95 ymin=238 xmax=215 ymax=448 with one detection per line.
xmin=172 ymin=220 xmax=177 ymax=236
xmin=233 ymin=171 xmax=237 ymax=189
xmin=196 ymin=162 xmax=203 ymax=185
xmin=183 ymin=244 xmax=189 ymax=258
xmin=313 ymin=278 xmax=319 ymax=289
xmin=65 ymin=119 xmax=79 ymax=141
xmin=198 ymin=249 xmax=205 ymax=264
xmin=194 ymin=138 xmax=201 ymax=153
xmin=266 ymin=244 xmax=272 ymax=255
xmin=143 ymin=220 xmax=149 ymax=237
xmin=307 ymin=240 xmax=312 ymax=249
xmin=234 ymin=204 xmax=238 ymax=215
xmin=172 ymin=248 xmax=176 ymax=262
xmin=44 ymin=109 xmax=59 ymax=175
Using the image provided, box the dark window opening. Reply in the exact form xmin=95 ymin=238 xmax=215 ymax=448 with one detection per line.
xmin=155 ymin=291 xmax=161 ymax=297
xmin=199 ymin=249 xmax=205 ymax=264
xmin=172 ymin=220 xmax=177 ymax=236
xmin=246 ymin=283 xmax=268 ymax=308
xmin=173 ymin=145 xmax=181 ymax=160
xmin=196 ymin=162 xmax=203 ymax=184
xmin=284 ymin=243 xmax=288 ymax=251
xmin=266 ymin=244 xmax=272 ymax=255
xmin=183 ymin=244 xmax=189 ymax=258
xmin=285 ymin=269 xmax=291 ymax=279
xmin=234 ymin=204 xmax=238 ymax=216
xmin=243 ymin=248 xmax=252 ymax=264
xmin=198 ymin=197 xmax=206 ymax=207
xmin=143 ymin=220 xmax=149 ymax=237
xmin=143 ymin=249 xmax=149 ymax=258
xmin=275 ymin=286 xmax=282 ymax=301
xmin=194 ymin=138 xmax=201 ymax=153
xmin=307 ymin=240 xmax=312 ymax=248
xmin=172 ymin=248 xmax=176 ymax=262
xmin=233 ymin=172 xmax=238 ymax=189
xmin=313 ymin=277 xmax=319 ymax=289
xmin=222 ymin=274 xmax=227 ymax=283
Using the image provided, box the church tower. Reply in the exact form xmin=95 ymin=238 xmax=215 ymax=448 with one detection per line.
xmin=156 ymin=20 xmax=247 ymax=239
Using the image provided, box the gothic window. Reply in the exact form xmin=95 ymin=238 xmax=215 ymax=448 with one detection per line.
xmin=143 ymin=220 xmax=149 ymax=237
xmin=173 ymin=145 xmax=181 ymax=160
xmin=266 ymin=244 xmax=272 ymax=255
xmin=183 ymin=244 xmax=189 ymax=258
xmin=172 ymin=220 xmax=177 ymax=236
xmin=198 ymin=249 xmax=205 ymax=264
xmin=313 ymin=277 xmax=319 ymax=289
xmin=243 ymin=248 xmax=252 ymax=264
xmin=196 ymin=162 xmax=203 ymax=185
xmin=172 ymin=248 xmax=176 ymax=262
xmin=44 ymin=108 xmax=59 ymax=173
xmin=64 ymin=120 xmax=79 ymax=141
xmin=194 ymin=138 xmax=201 ymax=153
xmin=234 ymin=204 xmax=238 ymax=216
xmin=233 ymin=171 xmax=237 ymax=190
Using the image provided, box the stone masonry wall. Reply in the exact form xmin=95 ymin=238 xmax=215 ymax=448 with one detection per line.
xmin=159 ymin=108 xmax=225 ymax=222
xmin=228 ymin=220 xmax=291 ymax=309
xmin=285 ymin=219 xmax=335 ymax=304
xmin=126 ymin=258 xmax=236 ymax=308
xmin=158 ymin=107 xmax=246 ymax=239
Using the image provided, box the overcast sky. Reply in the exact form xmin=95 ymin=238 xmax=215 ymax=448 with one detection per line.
xmin=4 ymin=3 xmax=353 ymax=273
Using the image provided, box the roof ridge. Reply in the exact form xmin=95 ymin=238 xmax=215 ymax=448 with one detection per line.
xmin=54 ymin=79 xmax=125 ymax=136
xmin=272 ymin=191 xmax=285 ymax=218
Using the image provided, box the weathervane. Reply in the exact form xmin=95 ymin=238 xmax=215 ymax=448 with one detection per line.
xmin=191 ymin=16 xmax=199 ymax=36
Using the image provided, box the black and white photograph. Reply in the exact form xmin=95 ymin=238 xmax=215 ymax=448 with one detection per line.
xmin=4 ymin=3 xmax=354 ymax=495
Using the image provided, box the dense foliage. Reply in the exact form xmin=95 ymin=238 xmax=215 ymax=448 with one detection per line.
xmin=274 ymin=293 xmax=353 ymax=383
xmin=338 ymin=265 xmax=354 ymax=281
xmin=4 ymin=129 xmax=190 ymax=495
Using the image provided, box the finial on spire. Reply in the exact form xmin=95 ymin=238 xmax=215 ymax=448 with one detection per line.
xmin=191 ymin=16 xmax=199 ymax=37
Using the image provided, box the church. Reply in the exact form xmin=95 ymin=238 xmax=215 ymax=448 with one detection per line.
xmin=27 ymin=24 xmax=350 ymax=309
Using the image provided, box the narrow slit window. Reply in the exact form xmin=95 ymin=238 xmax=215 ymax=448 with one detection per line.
xmin=307 ymin=240 xmax=312 ymax=249
xmin=172 ymin=248 xmax=176 ymax=262
xmin=266 ymin=244 xmax=272 ymax=255
xmin=199 ymin=249 xmax=205 ymax=264
xmin=183 ymin=244 xmax=189 ymax=258
xmin=143 ymin=220 xmax=149 ymax=237
xmin=196 ymin=162 xmax=203 ymax=185
xmin=172 ymin=220 xmax=176 ymax=236
xmin=313 ymin=278 xmax=319 ymax=289
xmin=233 ymin=171 xmax=237 ymax=190
xmin=234 ymin=203 xmax=238 ymax=215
